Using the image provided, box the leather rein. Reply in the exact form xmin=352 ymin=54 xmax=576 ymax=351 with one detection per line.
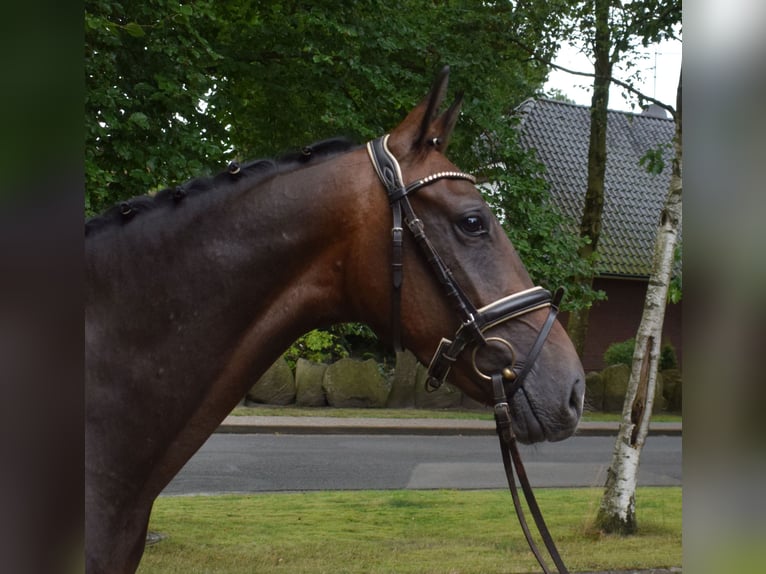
xmin=367 ymin=134 xmax=571 ymax=574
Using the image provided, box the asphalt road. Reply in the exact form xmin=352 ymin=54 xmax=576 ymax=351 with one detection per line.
xmin=161 ymin=433 xmax=681 ymax=496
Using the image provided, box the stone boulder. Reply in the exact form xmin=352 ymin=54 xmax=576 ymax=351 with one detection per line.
xmin=415 ymin=375 xmax=463 ymax=409
xmin=461 ymin=392 xmax=488 ymax=410
xmin=661 ymin=368 xmax=682 ymax=411
xmin=294 ymin=358 xmax=328 ymax=407
xmin=247 ymin=357 xmax=295 ymax=405
xmin=386 ymin=351 xmax=419 ymax=408
xmin=323 ymin=358 xmax=391 ymax=408
xmin=601 ymin=363 xmax=667 ymax=413
xmin=601 ymin=363 xmax=630 ymax=412
xmin=388 ymin=350 xmax=465 ymax=409
xmin=585 ymin=370 xmax=605 ymax=412
xmin=653 ymin=371 xmax=666 ymax=411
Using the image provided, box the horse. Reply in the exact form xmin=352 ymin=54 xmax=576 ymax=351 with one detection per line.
xmin=85 ymin=67 xmax=585 ymax=573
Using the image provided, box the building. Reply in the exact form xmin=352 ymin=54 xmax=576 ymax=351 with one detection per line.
xmin=515 ymin=98 xmax=681 ymax=372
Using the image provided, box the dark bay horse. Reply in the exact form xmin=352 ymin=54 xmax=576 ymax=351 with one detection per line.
xmin=85 ymin=68 xmax=585 ymax=573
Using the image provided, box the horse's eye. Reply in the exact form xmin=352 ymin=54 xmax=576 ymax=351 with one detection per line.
xmin=458 ymin=215 xmax=487 ymax=236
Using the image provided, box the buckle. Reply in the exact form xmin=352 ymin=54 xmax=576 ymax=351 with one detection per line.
xmin=494 ymin=401 xmax=510 ymax=422
xmin=493 ymin=401 xmax=513 ymax=442
xmin=426 ymin=338 xmax=454 ymax=390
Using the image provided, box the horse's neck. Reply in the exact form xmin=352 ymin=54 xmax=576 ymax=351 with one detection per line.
xmin=86 ymin=152 xmax=384 ymax=504
xmin=87 ymin=158 xmax=363 ymax=399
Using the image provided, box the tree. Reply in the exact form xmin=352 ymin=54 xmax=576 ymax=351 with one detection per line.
xmin=85 ymin=0 xmax=596 ymax=309
xmin=503 ymin=0 xmax=681 ymax=322
xmin=85 ymin=0 xmax=228 ymax=215
xmin=504 ymin=0 xmax=682 ymax=533
xmin=561 ymin=0 xmax=680 ymax=356
xmin=564 ymin=0 xmax=613 ymax=357
xmin=559 ymin=0 xmax=682 ymax=535
xmin=473 ymin=121 xmax=599 ymax=308
xmin=86 ymin=0 xmax=552 ymax=214
xmin=595 ymin=68 xmax=681 ymax=534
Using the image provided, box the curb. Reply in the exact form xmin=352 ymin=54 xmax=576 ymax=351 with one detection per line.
xmin=216 ymin=415 xmax=681 ymax=437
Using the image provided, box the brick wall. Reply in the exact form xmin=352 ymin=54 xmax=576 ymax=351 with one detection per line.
xmin=560 ymin=277 xmax=682 ymax=372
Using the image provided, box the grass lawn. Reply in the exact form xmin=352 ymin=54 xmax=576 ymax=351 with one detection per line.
xmin=140 ymin=487 xmax=681 ymax=573
xmin=229 ymin=405 xmax=683 ymax=424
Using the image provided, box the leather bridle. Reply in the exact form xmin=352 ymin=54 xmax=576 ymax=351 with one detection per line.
xmin=367 ymin=134 xmax=571 ymax=574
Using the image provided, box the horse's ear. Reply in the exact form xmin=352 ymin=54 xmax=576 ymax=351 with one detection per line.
xmin=429 ymin=91 xmax=463 ymax=153
xmin=389 ymin=66 xmax=461 ymax=156
xmin=414 ymin=66 xmax=451 ymax=149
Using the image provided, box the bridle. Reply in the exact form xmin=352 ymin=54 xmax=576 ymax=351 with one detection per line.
xmin=367 ymin=134 xmax=571 ymax=574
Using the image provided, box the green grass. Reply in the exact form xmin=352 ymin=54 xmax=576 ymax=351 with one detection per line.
xmin=229 ymin=405 xmax=682 ymax=424
xmin=140 ymin=487 xmax=681 ymax=573
xmin=582 ymin=411 xmax=682 ymax=423
xmin=229 ymin=405 xmax=496 ymax=420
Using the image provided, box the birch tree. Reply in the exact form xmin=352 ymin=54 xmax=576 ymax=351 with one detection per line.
xmin=507 ymin=0 xmax=682 ymax=533
xmin=595 ymin=68 xmax=682 ymax=534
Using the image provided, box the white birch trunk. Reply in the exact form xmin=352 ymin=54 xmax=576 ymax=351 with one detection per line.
xmin=596 ymin=71 xmax=682 ymax=534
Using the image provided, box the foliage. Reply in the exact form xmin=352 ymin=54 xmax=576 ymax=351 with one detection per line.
xmin=283 ymin=329 xmax=347 ymax=367
xmin=603 ymin=336 xmax=678 ymax=370
xmin=603 ymin=337 xmax=636 ymax=367
xmin=659 ymin=341 xmax=678 ymax=370
xmin=622 ymin=0 xmax=682 ymax=46
xmin=476 ymin=120 xmax=604 ymax=311
xmin=563 ymin=0 xmax=681 ymax=111
xmin=668 ymin=243 xmax=682 ymax=304
xmin=85 ymin=0 xmax=600 ymax=308
xmin=86 ymin=0 xmax=568 ymax=215
xmin=639 ymin=142 xmax=673 ymax=176
xmin=283 ymin=323 xmax=384 ymax=368
xmin=85 ymin=0 xmax=228 ymax=215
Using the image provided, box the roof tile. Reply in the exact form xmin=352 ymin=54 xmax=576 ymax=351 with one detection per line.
xmin=515 ymin=98 xmax=676 ymax=277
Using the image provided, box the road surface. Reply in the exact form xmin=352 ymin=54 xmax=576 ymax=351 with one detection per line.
xmin=161 ymin=433 xmax=681 ymax=496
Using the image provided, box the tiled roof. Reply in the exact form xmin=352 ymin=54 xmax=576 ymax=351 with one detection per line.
xmin=515 ymin=98 xmax=676 ymax=277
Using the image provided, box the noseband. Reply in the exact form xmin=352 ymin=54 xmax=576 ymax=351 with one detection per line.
xmin=367 ymin=134 xmax=571 ymax=574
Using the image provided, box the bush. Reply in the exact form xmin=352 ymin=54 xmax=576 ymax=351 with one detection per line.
xmin=603 ymin=338 xmax=635 ymax=367
xmin=603 ymin=337 xmax=678 ymax=370
xmin=284 ymin=323 xmax=391 ymax=369
xmin=659 ymin=342 xmax=678 ymax=370
xmin=284 ymin=329 xmax=348 ymax=368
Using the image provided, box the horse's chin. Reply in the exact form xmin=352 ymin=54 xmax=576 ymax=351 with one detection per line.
xmin=509 ymin=386 xmax=581 ymax=445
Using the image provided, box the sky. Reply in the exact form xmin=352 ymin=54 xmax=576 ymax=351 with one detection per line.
xmin=544 ymin=38 xmax=682 ymax=114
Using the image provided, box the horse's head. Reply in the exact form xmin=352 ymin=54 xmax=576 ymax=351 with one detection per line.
xmin=348 ymin=67 xmax=584 ymax=444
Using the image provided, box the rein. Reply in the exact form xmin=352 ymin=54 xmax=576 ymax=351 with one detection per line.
xmin=367 ymin=134 xmax=571 ymax=574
